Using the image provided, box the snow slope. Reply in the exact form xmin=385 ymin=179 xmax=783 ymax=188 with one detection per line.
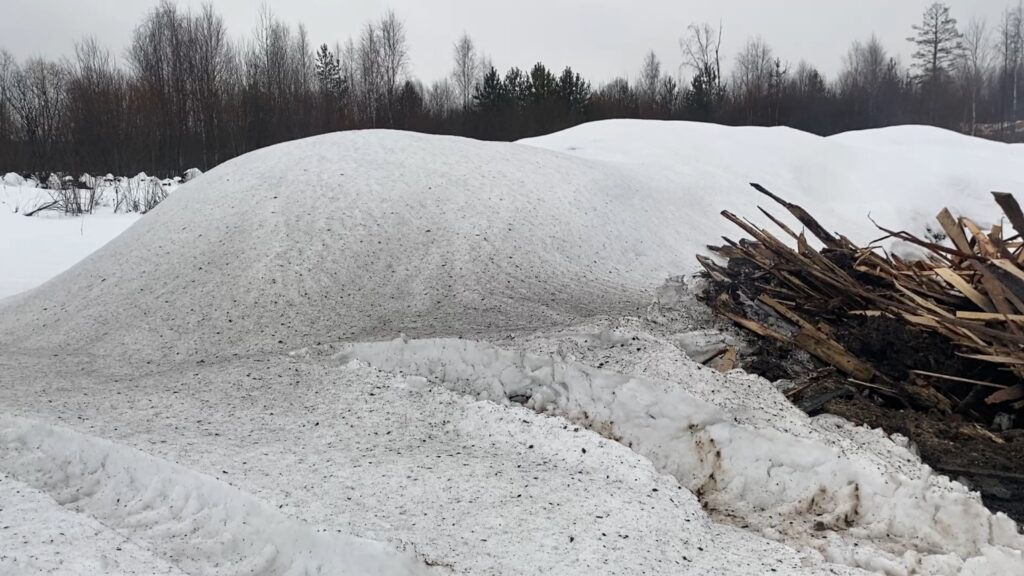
xmin=522 ymin=121 xmax=1024 ymax=257
xmin=2 ymin=122 xmax=1023 ymax=575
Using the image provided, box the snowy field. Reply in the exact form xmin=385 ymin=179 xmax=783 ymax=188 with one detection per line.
xmin=0 ymin=172 xmax=182 ymax=299
xmin=1 ymin=121 xmax=1023 ymax=575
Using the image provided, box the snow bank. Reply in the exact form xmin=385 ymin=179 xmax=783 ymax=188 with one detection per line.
xmin=521 ymin=121 xmax=1024 ymax=250
xmin=1 ymin=471 xmax=189 ymax=575
xmin=4 ymin=124 xmax=1020 ymax=358
xmin=0 ymin=415 xmax=435 ymax=576
xmin=183 ymin=167 xmax=203 ymax=182
xmin=336 ymin=336 xmax=1024 ymax=575
xmin=3 ymin=172 xmax=26 ymax=187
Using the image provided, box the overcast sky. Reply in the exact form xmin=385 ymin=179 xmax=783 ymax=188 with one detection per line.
xmin=1 ymin=0 xmax=1012 ymax=82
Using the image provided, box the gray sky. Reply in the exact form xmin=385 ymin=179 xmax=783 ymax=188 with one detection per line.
xmin=1 ymin=0 xmax=1012 ymax=83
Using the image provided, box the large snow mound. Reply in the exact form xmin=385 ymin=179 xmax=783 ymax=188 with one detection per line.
xmin=6 ymin=124 xmax=1023 ymax=364
xmin=0 ymin=130 xmax=700 ymax=362
xmin=522 ymin=120 xmax=1024 ymax=249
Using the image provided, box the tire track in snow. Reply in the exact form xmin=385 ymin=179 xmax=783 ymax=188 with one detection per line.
xmin=0 ymin=416 xmax=439 ymax=576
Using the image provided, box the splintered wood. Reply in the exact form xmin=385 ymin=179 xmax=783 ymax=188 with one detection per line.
xmin=701 ymin=184 xmax=1024 ymax=422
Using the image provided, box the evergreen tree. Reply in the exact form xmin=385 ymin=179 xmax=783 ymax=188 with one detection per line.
xmin=556 ymin=66 xmax=591 ymax=118
xmin=473 ymin=66 xmax=507 ymax=112
xmin=503 ymin=67 xmax=531 ymax=109
xmin=314 ymin=43 xmax=343 ymax=98
xmin=528 ymin=63 xmax=557 ymax=102
xmin=685 ymin=63 xmax=725 ymax=121
xmin=909 ymin=2 xmax=963 ymax=120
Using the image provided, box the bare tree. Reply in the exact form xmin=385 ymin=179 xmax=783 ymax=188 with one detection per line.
xmin=0 ymin=49 xmax=17 ymax=165
xmin=732 ymin=37 xmax=776 ymax=122
xmin=185 ymin=3 xmax=233 ymax=165
xmin=839 ymin=35 xmax=906 ymax=127
xmin=426 ymin=78 xmax=456 ymax=118
xmin=452 ymin=33 xmax=480 ymax=110
xmin=638 ymin=50 xmax=661 ymax=114
xmin=996 ymin=3 xmax=1023 ymax=134
xmin=379 ymin=10 xmax=409 ymax=126
xmin=355 ymin=22 xmax=383 ymax=126
xmin=680 ymin=22 xmax=724 ymax=119
xmin=958 ymin=18 xmax=991 ymax=134
xmin=7 ymin=58 xmax=69 ymax=171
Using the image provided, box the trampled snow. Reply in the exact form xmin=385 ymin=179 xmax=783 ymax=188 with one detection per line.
xmin=1 ymin=121 xmax=1023 ymax=575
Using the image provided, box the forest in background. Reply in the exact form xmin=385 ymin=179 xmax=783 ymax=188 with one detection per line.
xmin=0 ymin=1 xmax=1022 ymax=177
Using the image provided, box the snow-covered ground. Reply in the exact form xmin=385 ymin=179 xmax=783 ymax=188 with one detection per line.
xmin=1 ymin=121 xmax=1023 ymax=575
xmin=0 ymin=171 xmax=182 ymax=300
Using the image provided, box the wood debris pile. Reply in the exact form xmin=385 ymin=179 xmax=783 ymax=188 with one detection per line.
xmin=699 ymin=183 xmax=1024 ymax=427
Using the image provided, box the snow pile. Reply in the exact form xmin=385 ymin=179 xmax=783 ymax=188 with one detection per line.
xmin=0 ymin=130 xmax=704 ymax=361
xmin=183 ymin=167 xmax=203 ymax=182
xmin=1 ymin=122 xmax=1023 ymax=575
xmin=0 ymin=415 xmax=435 ymax=576
xmin=3 ymin=172 xmax=27 ymax=187
xmin=521 ymin=121 xmax=1024 ymax=250
xmin=336 ymin=336 xmax=1024 ymax=575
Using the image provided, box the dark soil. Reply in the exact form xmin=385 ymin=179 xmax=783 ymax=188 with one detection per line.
xmin=744 ymin=345 xmax=1024 ymax=523
xmin=825 ymin=392 xmax=1024 ymax=523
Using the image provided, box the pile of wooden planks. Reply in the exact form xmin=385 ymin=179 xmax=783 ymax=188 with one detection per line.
xmin=700 ymin=183 xmax=1024 ymax=423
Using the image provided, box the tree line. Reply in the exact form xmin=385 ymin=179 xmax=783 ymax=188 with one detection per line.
xmin=0 ymin=1 xmax=1021 ymax=177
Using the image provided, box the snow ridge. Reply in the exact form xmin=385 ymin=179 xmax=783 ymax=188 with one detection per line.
xmin=336 ymin=337 xmax=1024 ymax=576
xmin=0 ymin=415 xmax=436 ymax=576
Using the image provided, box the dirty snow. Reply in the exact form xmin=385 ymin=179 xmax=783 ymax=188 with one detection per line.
xmin=1 ymin=121 xmax=1023 ymax=575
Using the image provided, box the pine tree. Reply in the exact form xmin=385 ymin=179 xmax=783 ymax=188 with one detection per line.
xmin=909 ymin=2 xmax=962 ymax=120
xmin=685 ymin=64 xmax=725 ymax=121
xmin=503 ymin=67 xmax=531 ymax=109
xmin=473 ymin=67 xmax=507 ymax=112
xmin=314 ymin=43 xmax=343 ymax=98
xmin=528 ymin=63 xmax=557 ymax=102
xmin=556 ymin=66 xmax=590 ymax=118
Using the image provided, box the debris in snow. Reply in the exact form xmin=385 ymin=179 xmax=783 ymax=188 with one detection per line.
xmin=699 ymin=183 xmax=1024 ymax=521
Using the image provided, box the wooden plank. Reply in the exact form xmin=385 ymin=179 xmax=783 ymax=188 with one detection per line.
xmin=936 ymin=208 xmax=973 ymax=255
xmin=992 ymin=191 xmax=1024 ymax=239
xmin=957 ymin=353 xmax=1024 ymax=365
xmin=757 ymin=206 xmax=800 ymax=241
xmin=793 ymin=328 xmax=875 ymax=381
xmin=717 ymin=309 xmax=790 ymax=343
xmin=955 ymin=311 xmax=1024 ymax=322
xmin=714 ymin=346 xmax=739 ymax=372
xmin=696 ymin=254 xmax=732 ymax=284
xmin=986 ymin=384 xmax=1024 ymax=405
xmin=749 ymin=183 xmax=840 ymax=248
xmin=962 ymin=217 xmax=999 ymax=258
xmin=934 ymin=267 xmax=996 ymax=312
xmin=990 ymin=258 xmax=1024 ymax=284
xmin=909 ymin=370 xmax=1009 ymax=389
